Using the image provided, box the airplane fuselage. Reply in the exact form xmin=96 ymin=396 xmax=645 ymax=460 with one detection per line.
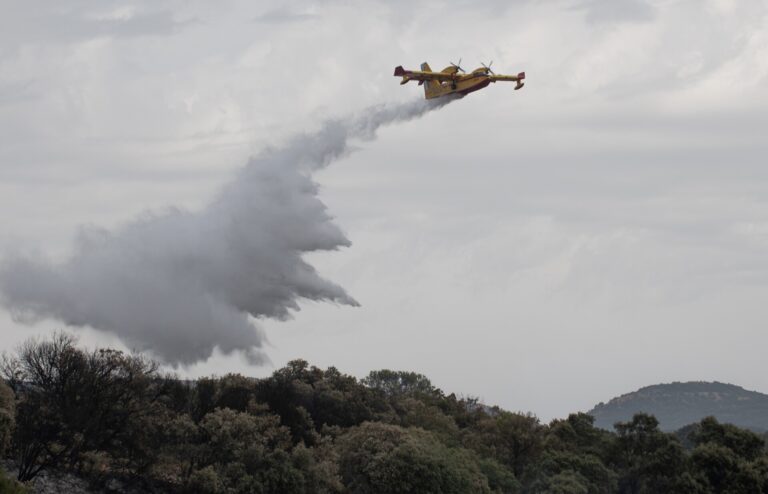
xmin=425 ymin=72 xmax=492 ymax=99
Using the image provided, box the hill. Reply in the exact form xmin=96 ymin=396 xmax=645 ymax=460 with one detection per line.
xmin=588 ymin=381 xmax=768 ymax=432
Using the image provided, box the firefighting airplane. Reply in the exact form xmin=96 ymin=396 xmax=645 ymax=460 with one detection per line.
xmin=394 ymin=60 xmax=525 ymax=99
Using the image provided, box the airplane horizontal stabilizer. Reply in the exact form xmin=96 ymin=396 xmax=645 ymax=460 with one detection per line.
xmin=515 ymin=72 xmax=525 ymax=90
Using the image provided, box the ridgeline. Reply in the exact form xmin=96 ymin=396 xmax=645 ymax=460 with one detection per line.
xmin=589 ymin=381 xmax=768 ymax=432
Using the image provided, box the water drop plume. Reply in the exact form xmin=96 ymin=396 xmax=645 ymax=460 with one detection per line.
xmin=0 ymin=96 xmax=458 ymax=365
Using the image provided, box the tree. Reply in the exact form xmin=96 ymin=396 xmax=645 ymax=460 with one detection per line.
xmin=463 ymin=411 xmax=545 ymax=478
xmin=476 ymin=457 xmax=521 ymax=494
xmin=547 ymin=414 xmax=613 ymax=459
xmin=393 ymin=397 xmax=459 ymax=442
xmin=690 ymin=416 xmax=765 ymax=461
xmin=0 ymin=379 xmax=14 ymax=458
xmin=336 ymin=422 xmax=494 ymax=494
xmin=1 ymin=333 xmax=158 ymax=481
xmin=531 ymin=470 xmax=590 ymax=494
xmin=527 ymin=451 xmax=616 ymax=494
xmin=611 ymin=414 xmax=701 ymax=494
xmin=688 ymin=417 xmax=768 ymax=493
xmin=362 ymin=370 xmax=439 ymax=398
xmin=255 ymin=360 xmax=390 ymax=445
xmin=527 ymin=414 xmax=617 ymax=493
xmin=181 ymin=408 xmax=341 ymax=494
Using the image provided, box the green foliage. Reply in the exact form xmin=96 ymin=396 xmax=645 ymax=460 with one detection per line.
xmin=611 ymin=413 xmax=701 ymax=494
xmin=393 ymin=397 xmax=459 ymax=441
xmin=690 ymin=416 xmax=766 ymax=461
xmin=3 ymin=335 xmax=768 ymax=493
xmin=0 ymin=379 xmax=14 ymax=458
xmin=547 ymin=413 xmax=614 ymax=459
xmin=0 ymin=469 xmax=28 ymax=494
xmin=198 ymin=408 xmax=291 ymax=465
xmin=188 ymin=465 xmax=222 ymax=494
xmin=463 ymin=410 xmax=545 ymax=478
xmin=534 ymin=470 xmax=590 ymax=494
xmin=1 ymin=333 xmax=159 ymax=481
xmin=689 ymin=417 xmax=768 ymax=493
xmin=362 ymin=369 xmax=439 ymax=398
xmin=337 ymin=422 xmax=493 ymax=494
xmin=168 ymin=407 xmax=342 ymax=494
xmin=476 ymin=457 xmax=521 ymax=493
xmin=254 ymin=359 xmax=390 ymax=445
xmin=529 ymin=451 xmax=617 ymax=494
xmin=530 ymin=414 xmax=618 ymax=493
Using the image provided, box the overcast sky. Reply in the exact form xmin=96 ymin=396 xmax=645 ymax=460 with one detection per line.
xmin=2 ymin=0 xmax=768 ymax=421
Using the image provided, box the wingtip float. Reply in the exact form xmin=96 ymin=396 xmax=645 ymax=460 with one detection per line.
xmin=394 ymin=60 xmax=525 ymax=99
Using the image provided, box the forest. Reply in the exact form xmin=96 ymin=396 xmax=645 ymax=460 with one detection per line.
xmin=1 ymin=333 xmax=767 ymax=494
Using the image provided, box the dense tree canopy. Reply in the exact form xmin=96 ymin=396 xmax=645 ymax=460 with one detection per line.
xmin=1 ymin=334 xmax=767 ymax=493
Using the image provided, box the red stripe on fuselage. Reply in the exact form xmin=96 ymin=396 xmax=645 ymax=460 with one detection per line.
xmin=457 ymin=77 xmax=492 ymax=95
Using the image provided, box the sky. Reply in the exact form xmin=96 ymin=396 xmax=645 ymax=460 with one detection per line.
xmin=1 ymin=0 xmax=768 ymax=421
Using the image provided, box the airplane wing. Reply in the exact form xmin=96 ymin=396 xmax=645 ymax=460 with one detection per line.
xmin=489 ymin=72 xmax=526 ymax=90
xmin=394 ymin=66 xmax=457 ymax=85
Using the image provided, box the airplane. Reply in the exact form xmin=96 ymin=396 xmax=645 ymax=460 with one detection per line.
xmin=393 ymin=60 xmax=525 ymax=99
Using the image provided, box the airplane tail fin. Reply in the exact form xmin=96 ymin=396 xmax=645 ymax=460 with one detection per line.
xmin=394 ymin=65 xmax=412 ymax=85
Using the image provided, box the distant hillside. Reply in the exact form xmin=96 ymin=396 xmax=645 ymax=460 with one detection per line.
xmin=588 ymin=381 xmax=768 ymax=432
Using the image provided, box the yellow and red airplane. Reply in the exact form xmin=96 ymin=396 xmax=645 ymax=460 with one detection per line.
xmin=394 ymin=60 xmax=525 ymax=99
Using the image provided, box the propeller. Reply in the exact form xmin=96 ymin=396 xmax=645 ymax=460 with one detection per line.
xmin=450 ymin=58 xmax=465 ymax=73
xmin=481 ymin=61 xmax=495 ymax=75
